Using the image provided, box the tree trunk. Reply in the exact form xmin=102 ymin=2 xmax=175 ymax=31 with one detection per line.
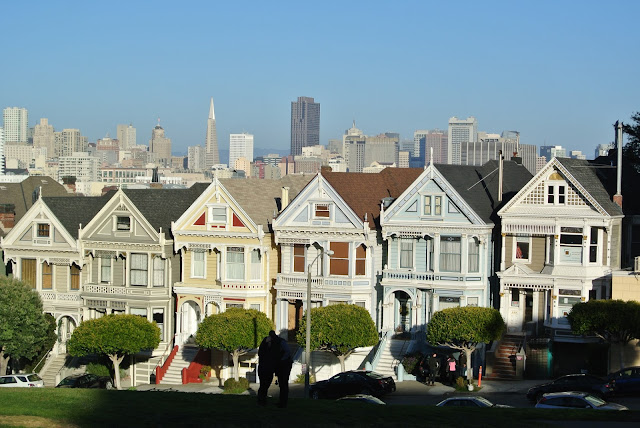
xmin=619 ymin=343 xmax=625 ymax=371
xmin=110 ymin=354 xmax=125 ymax=390
xmin=0 ymin=348 xmax=9 ymax=376
xmin=465 ymin=348 xmax=474 ymax=383
xmin=232 ymin=350 xmax=240 ymax=382
xmin=338 ymin=355 xmax=346 ymax=373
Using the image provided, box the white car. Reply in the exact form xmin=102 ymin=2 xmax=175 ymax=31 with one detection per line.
xmin=0 ymin=373 xmax=45 ymax=387
xmin=436 ymin=396 xmax=512 ymax=408
xmin=535 ymin=391 xmax=628 ymax=410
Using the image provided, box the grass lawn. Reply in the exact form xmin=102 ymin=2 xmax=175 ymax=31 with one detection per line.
xmin=0 ymin=389 xmax=638 ymax=428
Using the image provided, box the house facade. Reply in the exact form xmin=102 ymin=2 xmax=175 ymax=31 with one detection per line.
xmin=497 ymin=157 xmax=624 ymax=336
xmin=379 ymin=161 xmax=533 ymax=333
xmin=170 ymin=176 xmax=312 ymax=346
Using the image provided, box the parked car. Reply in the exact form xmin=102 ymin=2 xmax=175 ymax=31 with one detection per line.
xmin=56 ymin=373 xmax=113 ymax=389
xmin=535 ymin=391 xmax=628 ymax=410
xmin=436 ymin=396 xmax=512 ymax=408
xmin=526 ymin=374 xmax=613 ymax=402
xmin=309 ymin=370 xmax=396 ymax=400
xmin=0 ymin=373 xmax=44 ymax=388
xmin=337 ymin=394 xmax=386 ymax=405
xmin=608 ymin=367 xmax=640 ymax=396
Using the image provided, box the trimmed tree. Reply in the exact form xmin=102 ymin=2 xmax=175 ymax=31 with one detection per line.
xmin=67 ymin=314 xmax=161 ymax=390
xmin=296 ymin=304 xmax=378 ymax=373
xmin=427 ymin=307 xmax=505 ymax=383
xmin=568 ymin=299 xmax=640 ymax=371
xmin=0 ymin=276 xmax=52 ymax=375
xmin=195 ymin=308 xmax=273 ymax=382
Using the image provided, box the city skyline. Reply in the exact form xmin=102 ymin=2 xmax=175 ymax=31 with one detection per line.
xmin=1 ymin=1 xmax=638 ymax=156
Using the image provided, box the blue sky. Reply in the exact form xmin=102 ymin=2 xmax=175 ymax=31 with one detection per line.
xmin=1 ymin=0 xmax=638 ymax=157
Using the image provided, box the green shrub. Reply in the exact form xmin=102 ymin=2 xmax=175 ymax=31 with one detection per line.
xmin=199 ymin=365 xmax=212 ymax=381
xmin=401 ymin=352 xmax=423 ymax=375
xmin=223 ymin=377 xmax=249 ymax=394
xmin=294 ymin=373 xmax=316 ymax=384
xmin=455 ymin=376 xmax=467 ymax=390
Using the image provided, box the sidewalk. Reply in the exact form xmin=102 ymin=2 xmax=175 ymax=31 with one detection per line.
xmin=136 ymin=378 xmax=541 ymax=396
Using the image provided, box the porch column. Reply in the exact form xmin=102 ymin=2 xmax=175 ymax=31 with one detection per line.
xmin=500 ymin=233 xmax=506 ymax=271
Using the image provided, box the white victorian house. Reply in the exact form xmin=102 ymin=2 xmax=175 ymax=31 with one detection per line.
xmin=497 ymin=157 xmax=624 ymax=336
xmin=379 ymin=160 xmax=533 ymax=333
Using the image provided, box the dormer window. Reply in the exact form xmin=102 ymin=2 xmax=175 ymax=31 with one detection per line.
xmin=546 ymin=172 xmax=566 ymax=205
xmin=116 ymin=216 xmax=131 ymax=231
xmin=208 ymin=206 xmax=227 ymax=224
xmin=314 ymin=204 xmax=330 ymax=218
xmin=37 ymin=223 xmax=50 ymax=238
xmin=424 ymin=195 xmax=443 ymax=216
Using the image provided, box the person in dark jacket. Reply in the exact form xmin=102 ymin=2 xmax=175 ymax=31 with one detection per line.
xmin=272 ymin=330 xmax=293 ymax=408
xmin=257 ymin=331 xmax=280 ymax=405
xmin=427 ymin=353 xmax=440 ymax=386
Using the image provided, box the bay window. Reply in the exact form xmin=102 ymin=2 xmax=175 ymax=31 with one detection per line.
xmin=226 ymin=247 xmax=245 ymax=280
xmin=329 ymin=242 xmax=349 ymax=276
xmin=130 ymin=253 xmax=148 ymax=286
xmin=440 ymin=236 xmax=461 ymax=272
xmin=400 ymin=239 xmax=413 ymax=269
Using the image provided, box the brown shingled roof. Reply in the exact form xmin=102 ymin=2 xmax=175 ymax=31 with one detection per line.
xmin=323 ymin=168 xmax=423 ymax=229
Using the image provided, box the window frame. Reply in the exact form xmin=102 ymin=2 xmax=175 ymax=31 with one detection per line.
xmin=293 ymin=244 xmax=306 ymax=273
xmin=42 ymin=261 xmax=53 ymax=289
xmin=399 ymin=238 xmax=414 ymax=269
xmin=37 ymin=223 xmax=50 ymax=238
xmin=423 ymin=194 xmax=444 ymax=217
xmin=513 ymin=236 xmax=532 ymax=263
xmin=130 ymin=253 xmax=149 ymax=287
xmin=152 ymin=256 xmax=165 ymax=287
xmin=70 ymin=264 xmax=80 ymax=290
xmin=439 ymin=236 xmax=461 ymax=273
xmin=226 ymin=246 xmax=245 ymax=281
xmin=355 ymin=244 xmax=366 ymax=276
xmin=207 ymin=205 xmax=227 ymax=224
xmin=191 ymin=251 xmax=206 ymax=279
xmin=115 ymin=215 xmax=131 ymax=231
xmin=329 ymin=242 xmax=350 ymax=276
xmin=314 ymin=203 xmax=331 ymax=219
xmin=468 ymin=237 xmax=480 ymax=273
xmin=100 ymin=257 xmax=112 ymax=284
xmin=250 ymin=249 xmax=261 ymax=281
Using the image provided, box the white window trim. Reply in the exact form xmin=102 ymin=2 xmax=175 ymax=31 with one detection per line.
xmin=99 ymin=257 xmax=112 ymax=284
xmin=545 ymin=182 xmax=567 ymax=206
xmin=421 ymin=194 xmax=444 ymax=217
xmin=312 ymin=202 xmax=332 ymax=220
xmin=399 ymin=238 xmax=415 ymax=270
xmin=32 ymin=221 xmax=52 ymax=245
xmin=512 ymin=236 xmax=532 ymax=264
xmin=114 ymin=214 xmax=132 ymax=233
xmin=207 ymin=204 xmax=227 ymax=225
xmin=225 ymin=246 xmax=245 ymax=281
xmin=191 ymin=251 xmax=207 ymax=279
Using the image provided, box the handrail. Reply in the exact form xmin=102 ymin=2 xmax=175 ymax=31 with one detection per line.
xmin=35 ymin=351 xmax=51 ymax=376
xmin=370 ymin=330 xmax=390 ymax=371
xmin=156 ymin=345 xmax=179 ymax=384
xmin=154 ymin=334 xmax=177 ymax=372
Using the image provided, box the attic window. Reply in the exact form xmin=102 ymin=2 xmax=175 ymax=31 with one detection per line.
xmin=315 ymin=204 xmax=330 ymax=218
xmin=37 ymin=223 xmax=50 ymax=238
xmin=116 ymin=216 xmax=131 ymax=231
xmin=208 ymin=206 xmax=227 ymax=223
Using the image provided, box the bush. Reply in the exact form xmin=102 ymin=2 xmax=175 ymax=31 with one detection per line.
xmin=401 ymin=352 xmax=423 ymax=375
xmin=294 ymin=373 xmax=316 ymax=384
xmin=199 ymin=365 xmax=212 ymax=381
xmin=223 ymin=377 xmax=249 ymax=394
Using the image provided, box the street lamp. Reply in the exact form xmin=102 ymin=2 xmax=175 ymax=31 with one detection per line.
xmin=304 ymin=247 xmax=333 ymax=398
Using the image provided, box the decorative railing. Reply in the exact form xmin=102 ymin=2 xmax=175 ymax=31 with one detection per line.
xmin=382 ymin=271 xmax=435 ymax=282
xmin=83 ymin=284 xmax=170 ymax=296
xmin=39 ymin=292 xmax=81 ymax=302
xmin=276 ymin=274 xmax=365 ymax=289
xmin=370 ymin=330 xmax=390 ymax=372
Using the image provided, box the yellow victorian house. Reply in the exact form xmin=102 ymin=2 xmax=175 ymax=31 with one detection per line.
xmin=170 ymin=176 xmax=312 ymax=349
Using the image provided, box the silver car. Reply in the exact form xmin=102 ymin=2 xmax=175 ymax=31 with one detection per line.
xmin=436 ymin=396 xmax=512 ymax=408
xmin=0 ymin=373 xmax=45 ymax=388
xmin=535 ymin=391 xmax=628 ymax=410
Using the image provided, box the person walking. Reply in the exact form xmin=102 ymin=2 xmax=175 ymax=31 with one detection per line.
xmin=272 ymin=330 xmax=293 ymax=408
xmin=446 ymin=355 xmax=457 ymax=385
xmin=427 ymin=353 xmax=440 ymax=386
xmin=257 ymin=330 xmax=280 ymax=406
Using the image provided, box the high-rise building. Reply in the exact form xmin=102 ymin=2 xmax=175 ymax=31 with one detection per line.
xmin=149 ymin=121 xmax=172 ymax=166
xmin=540 ymin=145 xmax=568 ymax=159
xmin=188 ymin=145 xmax=205 ymax=171
xmin=448 ymin=116 xmax=477 ymax=164
xmin=55 ymin=129 xmax=88 ymax=157
xmin=205 ymin=98 xmax=219 ymax=168
xmin=364 ymin=134 xmax=399 ymax=167
xmin=0 ymin=127 xmax=4 ymax=175
xmin=290 ymin=96 xmax=320 ymax=156
xmin=458 ymin=132 xmax=538 ymax=175
xmin=413 ymin=129 xmax=447 ymax=166
xmin=595 ymin=143 xmax=613 ymax=159
xmin=2 ymin=107 xmax=29 ymax=144
xmin=117 ymin=124 xmax=136 ymax=149
xmin=33 ymin=118 xmax=55 ymax=158
xmin=58 ymin=152 xmax=99 ymax=182
xmin=229 ymin=133 xmax=254 ymax=170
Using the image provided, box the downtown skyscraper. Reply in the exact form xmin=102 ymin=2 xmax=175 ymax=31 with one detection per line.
xmin=205 ymin=97 xmax=220 ymax=168
xmin=290 ymin=96 xmax=319 ymax=156
xmin=2 ymin=107 xmax=29 ymax=144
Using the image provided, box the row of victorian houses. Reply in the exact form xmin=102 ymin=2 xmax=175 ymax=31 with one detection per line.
xmin=1 ymin=154 xmax=636 ymax=385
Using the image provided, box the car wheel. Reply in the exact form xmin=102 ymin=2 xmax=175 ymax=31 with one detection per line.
xmin=312 ymin=390 xmax=321 ymax=400
xmin=105 ymin=381 xmax=114 ymax=390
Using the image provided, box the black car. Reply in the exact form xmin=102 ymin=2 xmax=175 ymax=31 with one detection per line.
xmin=309 ymin=370 xmax=396 ymax=400
xmin=56 ymin=374 xmax=113 ymax=389
xmin=526 ymin=374 xmax=613 ymax=402
xmin=608 ymin=367 xmax=640 ymax=396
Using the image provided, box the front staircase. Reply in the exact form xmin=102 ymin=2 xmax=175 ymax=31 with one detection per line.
xmin=40 ymin=353 xmax=68 ymax=387
xmin=486 ymin=335 xmax=523 ymax=380
xmin=374 ymin=338 xmax=409 ymax=380
xmin=158 ymin=346 xmax=199 ymax=385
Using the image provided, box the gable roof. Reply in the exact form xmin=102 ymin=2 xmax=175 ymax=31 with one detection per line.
xmin=122 ymin=183 xmax=210 ymax=235
xmin=436 ymin=160 xmax=534 ymax=224
xmin=219 ymin=175 xmax=313 ymax=230
xmin=43 ymin=192 xmax=115 ymax=239
xmin=0 ymin=176 xmax=70 ymax=223
xmin=555 ymin=157 xmax=624 ymax=217
xmin=323 ymin=168 xmax=424 ymax=229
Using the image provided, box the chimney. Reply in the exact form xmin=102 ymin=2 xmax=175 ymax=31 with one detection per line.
xmin=614 ymin=121 xmax=623 ymax=208
xmin=0 ymin=204 xmax=16 ymax=229
xmin=281 ymin=187 xmax=290 ymax=211
xmin=498 ymin=150 xmax=504 ymax=202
